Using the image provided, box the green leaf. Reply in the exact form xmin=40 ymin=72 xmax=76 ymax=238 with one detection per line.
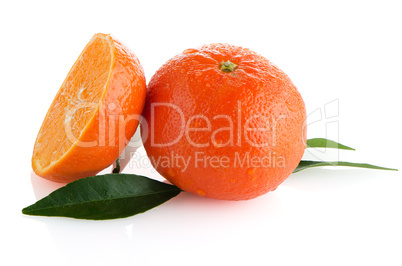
xmin=293 ymin=160 xmax=398 ymax=173
xmin=22 ymin=174 xmax=182 ymax=220
xmin=306 ymin=138 xmax=355 ymax=150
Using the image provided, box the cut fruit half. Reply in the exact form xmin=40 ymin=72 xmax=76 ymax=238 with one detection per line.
xmin=32 ymin=33 xmax=146 ymax=183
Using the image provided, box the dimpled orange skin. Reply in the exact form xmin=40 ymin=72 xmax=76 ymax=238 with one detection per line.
xmin=32 ymin=34 xmax=146 ymax=183
xmin=142 ymin=43 xmax=306 ymax=200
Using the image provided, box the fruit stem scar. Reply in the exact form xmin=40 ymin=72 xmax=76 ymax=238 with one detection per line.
xmin=220 ymin=60 xmax=238 ymax=73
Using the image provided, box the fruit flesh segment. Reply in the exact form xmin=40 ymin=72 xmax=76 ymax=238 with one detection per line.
xmin=33 ymin=36 xmax=112 ymax=170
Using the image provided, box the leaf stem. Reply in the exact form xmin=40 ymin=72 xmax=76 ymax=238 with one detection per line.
xmin=112 ymin=158 xmax=121 ymax=174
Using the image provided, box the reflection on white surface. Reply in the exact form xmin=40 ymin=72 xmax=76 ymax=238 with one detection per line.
xmin=24 ymin=180 xmax=285 ymax=265
xmin=30 ymin=171 xmax=66 ymax=200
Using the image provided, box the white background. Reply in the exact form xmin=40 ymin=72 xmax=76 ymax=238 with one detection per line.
xmin=1 ymin=1 xmax=401 ymax=265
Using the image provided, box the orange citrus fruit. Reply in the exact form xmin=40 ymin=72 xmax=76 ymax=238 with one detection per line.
xmin=32 ymin=33 xmax=146 ymax=183
xmin=142 ymin=43 xmax=306 ymax=200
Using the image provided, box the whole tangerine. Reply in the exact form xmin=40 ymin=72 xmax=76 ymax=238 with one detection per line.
xmin=142 ymin=43 xmax=306 ymax=200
